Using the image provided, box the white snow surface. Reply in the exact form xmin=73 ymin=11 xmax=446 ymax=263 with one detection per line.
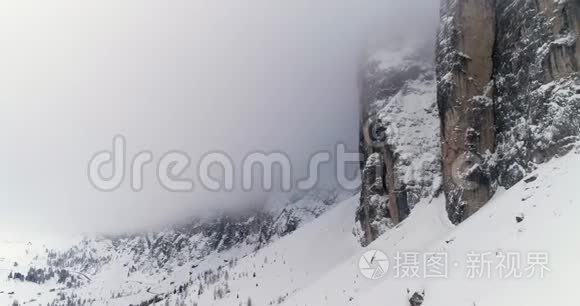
xmin=288 ymin=150 xmax=580 ymax=306
xmin=2 ymin=151 xmax=580 ymax=305
xmin=375 ymin=76 xmax=441 ymax=196
xmin=365 ymin=43 xmax=441 ymax=204
xmin=168 ymin=150 xmax=580 ymax=305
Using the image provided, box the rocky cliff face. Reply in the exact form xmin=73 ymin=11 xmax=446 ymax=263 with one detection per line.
xmin=436 ymin=0 xmax=580 ymax=224
xmin=436 ymin=0 xmax=496 ymax=224
xmin=493 ymin=0 xmax=580 ymax=188
xmin=358 ymin=0 xmax=580 ymax=243
xmin=357 ymin=44 xmax=442 ymax=245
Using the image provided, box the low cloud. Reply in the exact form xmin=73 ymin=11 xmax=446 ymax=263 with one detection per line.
xmin=0 ymin=0 xmax=439 ymax=233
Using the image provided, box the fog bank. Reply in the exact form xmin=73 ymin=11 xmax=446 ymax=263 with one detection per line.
xmin=0 ymin=0 xmax=439 ymax=233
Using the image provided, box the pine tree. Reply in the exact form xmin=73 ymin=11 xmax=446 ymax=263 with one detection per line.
xmin=197 ymin=283 xmax=203 ymax=296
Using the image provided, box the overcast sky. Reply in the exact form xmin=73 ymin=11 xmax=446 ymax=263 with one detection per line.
xmin=0 ymin=0 xmax=439 ymax=234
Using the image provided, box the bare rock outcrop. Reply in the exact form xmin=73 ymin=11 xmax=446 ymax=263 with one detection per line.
xmin=493 ymin=0 xmax=580 ymax=187
xmin=436 ymin=0 xmax=580 ymax=223
xmin=436 ymin=0 xmax=496 ymax=223
xmin=357 ymin=44 xmax=441 ymax=245
xmin=357 ymin=0 xmax=580 ymax=242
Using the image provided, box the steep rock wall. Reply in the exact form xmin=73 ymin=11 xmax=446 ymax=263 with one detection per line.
xmin=436 ymin=0 xmax=496 ymax=223
xmin=437 ymin=0 xmax=580 ymax=223
xmin=493 ymin=0 xmax=580 ymax=187
xmin=358 ymin=0 xmax=580 ymax=243
xmin=357 ymin=45 xmax=441 ymax=245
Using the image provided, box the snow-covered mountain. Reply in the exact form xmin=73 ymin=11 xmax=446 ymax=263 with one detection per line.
xmin=2 ymin=1 xmax=580 ymax=305
xmin=0 ymin=188 xmax=353 ymax=306
xmin=285 ymin=143 xmax=580 ymax=306
xmin=4 ymin=146 xmax=578 ymax=306
xmin=357 ymin=42 xmax=442 ymax=245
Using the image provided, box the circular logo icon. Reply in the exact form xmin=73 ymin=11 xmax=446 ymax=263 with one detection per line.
xmin=362 ymin=117 xmax=389 ymax=148
xmin=451 ymin=152 xmax=483 ymax=190
xmin=359 ymin=249 xmax=389 ymax=280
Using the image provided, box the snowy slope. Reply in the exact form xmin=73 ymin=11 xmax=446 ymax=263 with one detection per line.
xmin=0 ymin=188 xmax=352 ymax=306
xmin=145 ymin=149 xmax=579 ymax=306
xmin=0 ymin=235 xmax=83 ymax=305
xmin=164 ymin=149 xmax=579 ymax=306
xmin=287 ymin=149 xmax=580 ymax=306
xmin=2 ymin=151 xmax=579 ymax=305
xmin=165 ymin=195 xmax=361 ymax=305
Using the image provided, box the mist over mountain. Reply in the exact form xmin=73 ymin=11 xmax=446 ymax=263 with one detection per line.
xmin=0 ymin=0 xmax=438 ymax=234
xmin=2 ymin=1 xmax=579 ymax=306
